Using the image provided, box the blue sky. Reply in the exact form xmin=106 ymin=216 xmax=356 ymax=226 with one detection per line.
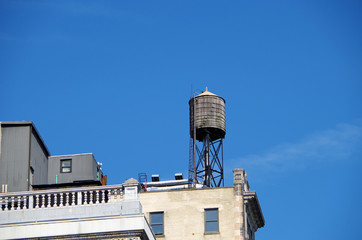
xmin=1 ymin=1 xmax=361 ymax=239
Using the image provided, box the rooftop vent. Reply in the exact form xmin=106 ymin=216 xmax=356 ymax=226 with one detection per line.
xmin=175 ymin=173 xmax=183 ymax=180
xmin=151 ymin=174 xmax=160 ymax=182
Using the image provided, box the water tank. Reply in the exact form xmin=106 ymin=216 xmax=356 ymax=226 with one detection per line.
xmin=189 ymin=89 xmax=226 ymax=142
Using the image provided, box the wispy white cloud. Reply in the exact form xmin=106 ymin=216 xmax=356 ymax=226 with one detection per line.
xmin=230 ymin=121 xmax=362 ymax=172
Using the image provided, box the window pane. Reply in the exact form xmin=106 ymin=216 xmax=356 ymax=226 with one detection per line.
xmin=206 ymin=210 xmax=218 ymax=221
xmin=62 ymin=161 xmax=71 ymax=167
xmin=151 ymin=213 xmax=163 ymax=224
xmin=152 ymin=225 xmax=163 ymax=235
xmin=62 ymin=167 xmax=71 ymax=173
xmin=206 ymin=221 xmax=218 ymax=232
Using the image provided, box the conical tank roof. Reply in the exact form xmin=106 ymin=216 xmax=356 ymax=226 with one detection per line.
xmin=197 ymin=87 xmax=217 ymax=97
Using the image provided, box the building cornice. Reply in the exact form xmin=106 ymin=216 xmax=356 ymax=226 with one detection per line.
xmin=244 ymin=191 xmax=265 ymax=231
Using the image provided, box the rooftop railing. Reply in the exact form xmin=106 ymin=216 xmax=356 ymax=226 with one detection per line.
xmin=0 ymin=184 xmax=124 ymax=212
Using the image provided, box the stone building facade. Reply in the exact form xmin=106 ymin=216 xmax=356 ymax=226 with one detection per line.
xmin=140 ymin=169 xmax=264 ymax=240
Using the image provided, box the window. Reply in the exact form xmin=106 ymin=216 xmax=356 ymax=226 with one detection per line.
xmin=60 ymin=159 xmax=72 ymax=173
xmin=150 ymin=212 xmax=164 ymax=235
xmin=205 ymin=208 xmax=219 ymax=233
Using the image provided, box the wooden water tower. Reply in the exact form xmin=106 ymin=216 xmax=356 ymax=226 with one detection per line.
xmin=189 ymin=88 xmax=226 ymax=188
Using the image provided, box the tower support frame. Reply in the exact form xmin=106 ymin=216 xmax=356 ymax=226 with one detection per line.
xmin=192 ymin=134 xmax=224 ymax=188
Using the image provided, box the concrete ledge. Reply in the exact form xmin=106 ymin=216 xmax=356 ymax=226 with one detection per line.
xmin=0 ymin=214 xmax=155 ymax=240
xmin=0 ymin=202 xmax=123 ymax=225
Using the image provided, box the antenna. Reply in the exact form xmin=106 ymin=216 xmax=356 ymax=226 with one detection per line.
xmin=188 ymin=85 xmax=197 ymax=188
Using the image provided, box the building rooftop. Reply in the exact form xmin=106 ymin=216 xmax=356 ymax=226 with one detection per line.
xmin=0 ymin=121 xmax=50 ymax=156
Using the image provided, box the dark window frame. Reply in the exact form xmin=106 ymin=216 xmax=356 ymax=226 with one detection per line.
xmin=205 ymin=208 xmax=219 ymax=233
xmin=150 ymin=211 xmax=164 ymax=236
xmin=60 ymin=159 xmax=72 ymax=173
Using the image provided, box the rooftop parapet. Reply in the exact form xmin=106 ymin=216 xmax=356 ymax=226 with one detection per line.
xmin=0 ymin=182 xmax=143 ymax=225
xmin=0 ymin=181 xmax=154 ymax=239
